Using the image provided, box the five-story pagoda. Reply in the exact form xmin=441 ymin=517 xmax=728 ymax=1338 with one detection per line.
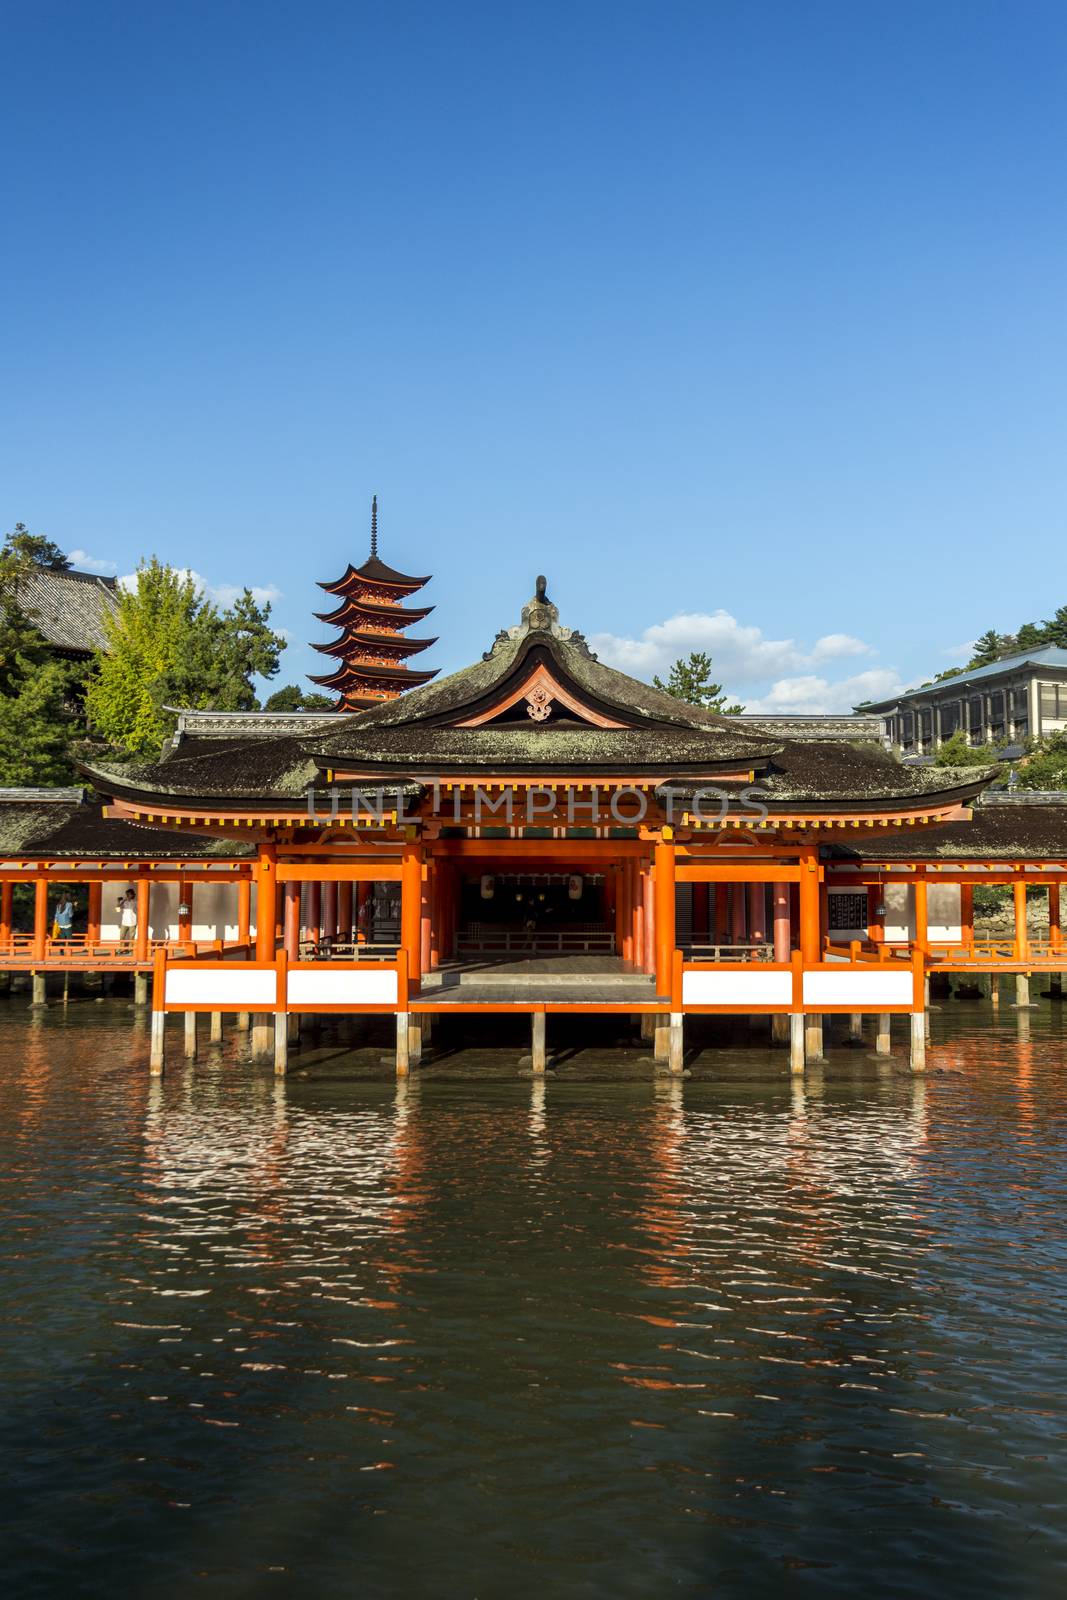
xmin=310 ymin=496 xmax=437 ymax=710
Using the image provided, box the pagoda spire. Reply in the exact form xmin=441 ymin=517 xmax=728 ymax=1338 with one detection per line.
xmin=309 ymin=498 xmax=437 ymax=712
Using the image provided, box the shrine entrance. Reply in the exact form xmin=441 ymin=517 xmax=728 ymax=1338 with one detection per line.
xmin=454 ymin=868 xmax=613 ymax=956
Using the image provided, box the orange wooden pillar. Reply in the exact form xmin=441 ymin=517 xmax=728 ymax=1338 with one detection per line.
xmin=135 ymin=878 xmax=150 ymax=962
xmin=283 ymin=880 xmax=301 ymax=961
xmin=177 ymin=878 xmax=192 ymax=946
xmin=1013 ymin=879 xmax=1028 ymax=961
xmin=33 ymin=876 xmax=48 ymax=961
xmin=1050 ymin=883 xmax=1062 ymax=950
xmin=306 ymin=881 xmax=322 ymax=944
xmin=913 ymin=875 xmax=928 ymax=955
xmin=421 ymin=860 xmax=434 ymax=972
xmin=730 ymin=882 xmax=746 ymax=946
xmin=1 ymin=881 xmax=13 ymax=947
xmin=255 ymin=845 xmax=277 ymax=962
xmin=616 ymin=864 xmax=630 ymax=961
xmin=960 ymin=883 xmax=975 ymax=947
xmin=772 ymin=882 xmax=791 ymax=961
xmin=337 ymin=879 xmax=354 ymax=940
xmin=401 ymin=841 xmax=423 ymax=993
xmin=237 ymin=876 xmax=251 ymax=946
xmin=643 ymin=864 xmax=655 ymax=974
xmin=632 ymin=863 xmax=643 ymax=969
xmin=798 ymin=848 xmax=821 ymax=964
xmin=322 ymin=880 xmax=338 ymax=943
xmin=747 ymin=882 xmax=766 ymax=946
xmin=87 ymin=881 xmax=102 ymax=945
xmin=866 ymin=884 xmax=884 ymax=945
xmin=653 ymin=836 xmax=676 ymax=994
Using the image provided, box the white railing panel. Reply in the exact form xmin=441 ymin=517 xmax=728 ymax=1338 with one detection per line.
xmin=165 ymin=968 xmax=277 ymax=1008
xmin=803 ymin=969 xmax=914 ymax=1008
xmin=288 ymin=968 xmax=398 ymax=1007
xmin=682 ymin=970 xmax=793 ymax=1006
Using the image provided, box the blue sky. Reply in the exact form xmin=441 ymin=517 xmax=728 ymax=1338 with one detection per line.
xmin=3 ymin=0 xmax=1066 ymax=711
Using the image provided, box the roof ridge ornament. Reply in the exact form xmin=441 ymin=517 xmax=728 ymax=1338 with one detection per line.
xmin=484 ymin=575 xmax=595 ymax=659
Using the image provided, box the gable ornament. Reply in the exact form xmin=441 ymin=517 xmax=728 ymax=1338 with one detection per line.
xmin=526 ymin=684 xmax=553 ymax=722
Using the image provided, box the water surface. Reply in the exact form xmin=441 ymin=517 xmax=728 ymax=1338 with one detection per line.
xmin=2 ymin=1000 xmax=1066 ymax=1597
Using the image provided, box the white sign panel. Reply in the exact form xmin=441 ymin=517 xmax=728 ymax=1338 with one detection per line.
xmin=166 ymin=968 xmax=277 ymax=1008
xmin=288 ymin=968 xmax=399 ymax=1007
xmin=682 ymin=969 xmax=793 ymax=1007
xmin=803 ymin=969 xmax=914 ymax=1008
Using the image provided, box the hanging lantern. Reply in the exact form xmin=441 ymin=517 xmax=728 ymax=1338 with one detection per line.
xmin=480 ymin=874 xmax=495 ymax=900
xmin=568 ymin=874 xmax=583 ymax=901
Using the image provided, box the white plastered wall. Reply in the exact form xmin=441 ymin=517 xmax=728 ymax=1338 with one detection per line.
xmin=827 ymin=883 xmax=962 ymax=943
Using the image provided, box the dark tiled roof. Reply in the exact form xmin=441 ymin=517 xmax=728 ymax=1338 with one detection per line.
xmin=0 ymin=792 xmax=253 ymax=858
xmin=834 ymin=798 xmax=1067 ymax=859
xmin=80 ymin=735 xmax=319 ymax=803
xmin=311 ymin=724 xmax=783 ymax=774
xmin=16 ymin=565 xmax=117 ymax=655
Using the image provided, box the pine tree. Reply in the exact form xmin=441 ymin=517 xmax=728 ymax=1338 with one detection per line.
xmin=263 ymin=685 xmax=333 ymax=712
xmin=653 ymin=652 xmax=743 ymax=713
xmin=1041 ymin=605 xmax=1067 ymax=649
xmin=1014 ymin=621 xmax=1045 ymax=652
xmin=968 ymin=629 xmax=1009 ymax=667
xmin=0 ymin=525 xmax=82 ymax=782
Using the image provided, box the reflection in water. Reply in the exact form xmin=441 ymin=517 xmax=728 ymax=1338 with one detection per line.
xmin=0 ymin=1000 xmax=1065 ymax=1598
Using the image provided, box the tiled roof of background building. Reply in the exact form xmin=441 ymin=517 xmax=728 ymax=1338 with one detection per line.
xmin=15 ymin=565 xmax=118 ymax=655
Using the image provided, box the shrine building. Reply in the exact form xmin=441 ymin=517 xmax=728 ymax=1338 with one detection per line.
xmin=2 ymin=512 xmax=1064 ymax=1081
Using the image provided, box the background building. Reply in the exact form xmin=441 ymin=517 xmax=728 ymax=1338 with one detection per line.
xmin=863 ymin=645 xmax=1067 ymax=756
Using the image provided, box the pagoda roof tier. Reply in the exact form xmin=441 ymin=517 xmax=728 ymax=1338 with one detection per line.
xmin=311 ymin=631 xmax=438 ymax=659
xmin=314 ymin=596 xmax=435 ymax=627
xmin=308 ymin=663 xmax=440 ymax=692
xmin=318 ymin=555 xmax=431 ymax=596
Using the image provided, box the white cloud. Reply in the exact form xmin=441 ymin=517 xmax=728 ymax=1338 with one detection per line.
xmin=589 ymin=609 xmax=900 ymax=715
xmin=116 ymin=566 xmax=282 ymax=608
xmin=742 ymin=668 xmax=906 ymax=715
xmin=68 ymin=549 xmax=117 ymax=575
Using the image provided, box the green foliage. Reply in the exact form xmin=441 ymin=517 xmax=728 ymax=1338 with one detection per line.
xmin=653 ymin=652 xmax=743 ymax=714
xmin=941 ymin=605 xmax=1067 ymax=678
xmin=262 ymin=685 xmax=333 ymax=712
xmin=932 ymin=730 xmax=999 ymax=769
xmin=86 ymin=559 xmax=286 ymax=756
xmin=1014 ymin=730 xmax=1067 ymax=791
xmin=0 ymin=525 xmax=83 ymax=783
xmin=4 ymin=522 xmax=70 ymax=572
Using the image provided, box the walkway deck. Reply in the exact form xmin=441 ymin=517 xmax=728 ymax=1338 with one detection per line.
xmin=419 ymin=954 xmax=664 ymax=1008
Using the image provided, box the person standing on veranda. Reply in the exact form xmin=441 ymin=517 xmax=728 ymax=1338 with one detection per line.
xmin=117 ymin=888 xmax=137 ymax=950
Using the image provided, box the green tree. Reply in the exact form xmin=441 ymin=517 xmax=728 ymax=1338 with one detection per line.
xmin=932 ymin=729 xmax=1000 ymax=770
xmin=653 ymin=651 xmax=743 ymax=713
xmin=1014 ymin=730 xmax=1067 ymax=791
xmin=4 ymin=522 xmax=70 ymax=572
xmin=1014 ymin=620 xmax=1045 ymax=652
xmin=968 ymin=629 xmax=1011 ymax=668
xmin=0 ymin=525 xmax=82 ymax=782
xmin=1041 ymin=604 xmax=1067 ymax=649
xmin=263 ymin=684 xmax=333 ymax=712
xmin=86 ymin=559 xmax=286 ymax=756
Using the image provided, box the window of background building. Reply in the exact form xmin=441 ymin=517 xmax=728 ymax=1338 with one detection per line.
xmin=1011 ymin=687 xmax=1029 ymax=737
xmin=940 ymin=700 xmax=961 ymax=737
xmin=968 ymin=696 xmax=984 ymax=744
xmin=989 ymin=690 xmax=1006 ymax=741
xmin=1039 ymin=684 xmax=1067 ymax=721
